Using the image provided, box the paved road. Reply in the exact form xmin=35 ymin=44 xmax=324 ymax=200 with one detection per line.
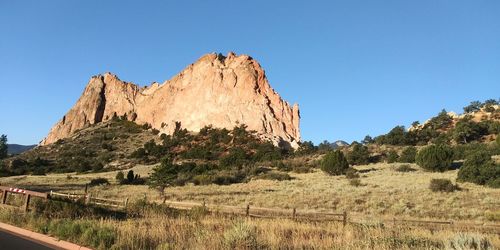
xmin=0 ymin=229 xmax=57 ymax=250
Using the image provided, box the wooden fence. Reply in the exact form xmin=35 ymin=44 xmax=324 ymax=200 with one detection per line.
xmin=0 ymin=186 xmax=48 ymax=212
xmin=161 ymin=199 xmax=500 ymax=233
xmin=163 ymin=200 xmax=348 ymax=224
xmin=1 ymin=186 xmax=499 ymax=233
xmin=49 ymin=191 xmax=128 ymax=209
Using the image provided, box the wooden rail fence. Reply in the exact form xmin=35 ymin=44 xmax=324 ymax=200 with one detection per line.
xmin=0 ymin=186 xmax=48 ymax=212
xmin=49 ymin=191 xmax=129 ymax=209
xmin=1 ymin=186 xmax=499 ymax=233
xmin=161 ymin=199 xmax=500 ymax=233
xmin=163 ymin=200 xmax=348 ymax=224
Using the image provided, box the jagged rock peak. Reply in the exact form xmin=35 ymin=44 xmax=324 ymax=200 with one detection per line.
xmin=41 ymin=53 xmax=301 ymax=148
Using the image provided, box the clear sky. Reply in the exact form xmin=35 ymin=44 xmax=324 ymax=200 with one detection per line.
xmin=1 ymin=1 xmax=499 ymax=145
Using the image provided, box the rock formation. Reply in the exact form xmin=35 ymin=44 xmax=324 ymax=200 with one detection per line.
xmin=41 ymin=52 xmax=301 ymax=148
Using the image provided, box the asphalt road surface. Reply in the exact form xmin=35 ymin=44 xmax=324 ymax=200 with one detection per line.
xmin=0 ymin=229 xmax=57 ymax=250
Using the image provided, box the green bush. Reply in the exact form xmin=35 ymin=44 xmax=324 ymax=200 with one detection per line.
xmin=446 ymin=233 xmax=492 ymax=250
xmin=399 ymin=146 xmax=417 ymax=163
xmin=257 ymin=171 xmax=292 ymax=181
xmin=457 ymin=151 xmax=500 ymax=188
xmin=429 ymin=179 xmax=459 ymax=192
xmin=115 ymin=171 xmax=124 ymax=183
xmin=386 ymin=150 xmax=399 ymax=163
xmin=416 ymin=144 xmax=453 ymax=172
xmin=220 ymin=147 xmax=249 ymax=168
xmin=395 ymin=164 xmax=416 ymax=172
xmin=224 ymin=221 xmax=258 ymax=249
xmin=346 ymin=143 xmax=370 ymax=165
xmin=320 ymin=150 xmax=349 ymax=175
xmin=126 ymin=170 xmax=135 ymax=182
xmin=89 ymin=178 xmax=109 ymax=186
xmin=496 ymin=134 xmax=500 ymax=147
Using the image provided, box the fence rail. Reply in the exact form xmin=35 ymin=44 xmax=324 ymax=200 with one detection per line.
xmin=49 ymin=191 xmax=128 ymax=209
xmin=164 ymin=200 xmax=348 ymax=226
xmin=1 ymin=186 xmax=499 ymax=234
xmin=161 ymin=199 xmax=499 ymax=233
xmin=0 ymin=186 xmax=48 ymax=212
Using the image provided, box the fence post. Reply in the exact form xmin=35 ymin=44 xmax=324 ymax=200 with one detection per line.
xmin=24 ymin=194 xmax=31 ymax=212
xmin=85 ymin=193 xmax=91 ymax=205
xmin=2 ymin=190 xmax=7 ymax=204
xmin=343 ymin=211 xmax=347 ymax=227
xmin=202 ymin=199 xmax=206 ymax=208
xmin=84 ymin=184 xmax=88 ymax=194
xmin=292 ymin=208 xmax=296 ymax=220
xmin=246 ymin=204 xmax=250 ymax=217
xmin=124 ymin=198 xmax=129 ymax=208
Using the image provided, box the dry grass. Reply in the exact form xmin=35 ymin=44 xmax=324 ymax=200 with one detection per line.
xmin=1 ymin=161 xmax=500 ymax=249
xmin=1 ymin=162 xmax=499 ymax=223
xmin=1 ymin=205 xmax=498 ymax=250
xmin=108 ymin=214 xmax=499 ymax=249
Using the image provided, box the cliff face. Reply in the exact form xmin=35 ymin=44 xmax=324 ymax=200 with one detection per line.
xmin=41 ymin=52 xmax=301 ymax=148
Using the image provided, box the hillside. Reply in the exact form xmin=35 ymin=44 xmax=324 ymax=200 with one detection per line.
xmin=2 ymin=117 xmax=290 ymax=180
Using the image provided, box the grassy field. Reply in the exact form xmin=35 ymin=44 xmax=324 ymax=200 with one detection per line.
xmin=0 ymin=200 xmax=498 ymax=250
xmin=1 ymin=162 xmax=499 ymax=223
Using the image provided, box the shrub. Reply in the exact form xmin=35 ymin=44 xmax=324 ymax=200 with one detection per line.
xmin=399 ymin=146 xmax=417 ymax=163
xmin=130 ymin=148 xmax=146 ymax=158
xmin=496 ymin=134 xmax=500 ymax=147
xmin=272 ymin=161 xmax=290 ymax=172
xmin=429 ymin=179 xmax=458 ymax=192
xmin=416 ymin=144 xmax=453 ymax=172
xmin=320 ymin=150 xmax=349 ymax=175
xmin=257 ymin=171 xmax=292 ymax=181
xmin=117 ymin=170 xmax=146 ymax=185
xmin=452 ymin=143 xmax=491 ymax=161
xmin=252 ymin=142 xmax=283 ymax=162
xmin=394 ymin=164 xmax=416 ymax=172
xmin=89 ymin=178 xmax=109 ymax=186
xmin=127 ymin=170 xmax=135 ymax=183
xmin=446 ymin=233 xmax=492 ymax=250
xmin=220 ymin=147 xmax=249 ymax=168
xmin=211 ymin=171 xmax=245 ymax=185
xmin=115 ymin=171 xmax=125 ymax=183
xmin=386 ymin=150 xmax=399 ymax=163
xmin=0 ymin=134 xmax=7 ymax=159
xmin=457 ymin=151 xmax=500 ymax=188
xmin=345 ymin=168 xmax=359 ymax=179
xmin=349 ymin=178 xmax=362 ymax=187
xmin=346 ymin=143 xmax=370 ymax=165
xmin=223 ymin=221 xmax=258 ymax=249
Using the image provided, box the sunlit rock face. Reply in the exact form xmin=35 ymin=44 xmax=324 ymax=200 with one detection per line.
xmin=41 ymin=52 xmax=301 ymax=148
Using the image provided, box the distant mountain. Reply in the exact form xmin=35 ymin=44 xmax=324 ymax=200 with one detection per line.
xmin=7 ymin=144 xmax=36 ymax=155
xmin=333 ymin=140 xmax=349 ymax=148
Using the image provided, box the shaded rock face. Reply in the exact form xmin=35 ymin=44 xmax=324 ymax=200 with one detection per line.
xmin=41 ymin=53 xmax=301 ymax=148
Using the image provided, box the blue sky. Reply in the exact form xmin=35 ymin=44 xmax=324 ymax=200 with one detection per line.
xmin=0 ymin=1 xmax=499 ymax=145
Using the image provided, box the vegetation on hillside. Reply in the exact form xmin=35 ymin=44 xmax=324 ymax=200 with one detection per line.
xmin=370 ymin=100 xmax=500 ymax=146
xmin=416 ymin=144 xmax=454 ymax=172
xmin=320 ymin=150 xmax=349 ymax=175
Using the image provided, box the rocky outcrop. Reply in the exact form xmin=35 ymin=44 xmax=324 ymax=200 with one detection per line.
xmin=41 ymin=52 xmax=301 ymax=148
